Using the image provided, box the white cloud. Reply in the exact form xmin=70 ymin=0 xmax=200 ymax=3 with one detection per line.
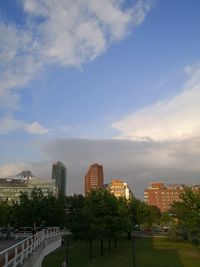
xmin=22 ymin=0 xmax=148 ymax=66
xmin=0 ymin=22 xmax=41 ymax=88
xmin=0 ymin=115 xmax=49 ymax=135
xmin=131 ymin=0 xmax=152 ymax=26
xmin=112 ymin=65 xmax=200 ymax=142
xmin=26 ymin=122 xmax=49 ymax=135
xmin=0 ymin=0 xmax=152 ymax=108
xmin=0 ymin=22 xmax=41 ymax=108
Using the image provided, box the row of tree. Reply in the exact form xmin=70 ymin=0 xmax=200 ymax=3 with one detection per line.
xmin=0 ymin=189 xmax=65 ymax=227
xmin=1 ymin=187 xmax=199 ymax=254
xmin=65 ymin=189 xmax=161 ymax=257
xmin=0 ymin=188 xmax=160 ymax=254
xmin=0 ymin=188 xmax=161 ymax=229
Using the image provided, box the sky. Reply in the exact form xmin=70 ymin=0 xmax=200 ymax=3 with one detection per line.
xmin=0 ymin=0 xmax=200 ymax=198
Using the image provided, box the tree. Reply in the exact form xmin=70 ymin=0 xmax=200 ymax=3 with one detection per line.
xmin=117 ymin=197 xmax=132 ymax=240
xmin=160 ymin=211 xmax=172 ymax=226
xmin=148 ymin=205 xmax=161 ymax=225
xmin=12 ymin=191 xmax=32 ymax=226
xmin=129 ymin=197 xmax=161 ymax=229
xmin=65 ymin=194 xmax=86 ymax=239
xmin=40 ymin=194 xmax=66 ymax=227
xmin=85 ymin=189 xmax=120 ymax=256
xmin=0 ymin=201 xmax=11 ymax=226
xmin=11 ymin=188 xmax=66 ymax=227
xmin=172 ymin=188 xmax=200 ymax=242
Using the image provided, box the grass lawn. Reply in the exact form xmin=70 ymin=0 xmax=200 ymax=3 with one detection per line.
xmin=42 ymin=236 xmax=200 ymax=267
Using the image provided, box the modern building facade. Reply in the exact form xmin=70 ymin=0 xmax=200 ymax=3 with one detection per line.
xmin=52 ymin=161 xmax=67 ymax=197
xmin=144 ymin=182 xmax=200 ymax=212
xmin=85 ymin=163 xmax=104 ymax=195
xmin=0 ymin=170 xmax=57 ymax=204
xmin=107 ymin=179 xmax=133 ymax=200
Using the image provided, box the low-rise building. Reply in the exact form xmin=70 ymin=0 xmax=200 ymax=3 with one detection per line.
xmin=144 ymin=182 xmax=200 ymax=212
xmin=107 ymin=179 xmax=133 ymax=200
xmin=0 ymin=170 xmax=58 ymax=204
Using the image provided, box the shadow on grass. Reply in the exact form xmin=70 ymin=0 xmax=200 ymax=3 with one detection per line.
xmin=135 ymin=237 xmax=184 ymax=267
xmin=43 ymin=236 xmax=134 ymax=267
xmin=43 ymin=236 xmax=196 ymax=267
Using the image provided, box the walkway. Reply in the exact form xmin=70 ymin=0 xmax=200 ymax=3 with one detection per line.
xmin=0 ymin=240 xmax=20 ymax=253
xmin=0 ymin=227 xmax=61 ymax=267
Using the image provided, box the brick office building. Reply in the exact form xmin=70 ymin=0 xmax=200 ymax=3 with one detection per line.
xmin=85 ymin=163 xmax=104 ymax=196
xmin=144 ymin=182 xmax=200 ymax=212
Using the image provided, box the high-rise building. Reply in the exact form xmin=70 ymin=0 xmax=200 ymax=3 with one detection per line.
xmin=52 ymin=161 xmax=66 ymax=197
xmin=107 ymin=179 xmax=133 ymax=200
xmin=85 ymin=163 xmax=104 ymax=196
xmin=0 ymin=170 xmax=57 ymax=204
xmin=144 ymin=182 xmax=200 ymax=212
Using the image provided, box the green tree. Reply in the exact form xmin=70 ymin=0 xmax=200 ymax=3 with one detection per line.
xmin=40 ymin=194 xmax=66 ymax=227
xmin=85 ymin=189 xmax=119 ymax=256
xmin=0 ymin=201 xmax=11 ymax=226
xmin=148 ymin=205 xmax=161 ymax=225
xmin=117 ymin=197 xmax=132 ymax=240
xmin=11 ymin=188 xmax=66 ymax=227
xmin=160 ymin=211 xmax=172 ymax=226
xmin=65 ymin=194 xmax=86 ymax=239
xmin=172 ymin=188 xmax=200 ymax=242
xmin=129 ymin=197 xmax=161 ymax=228
xmin=12 ymin=191 xmax=32 ymax=226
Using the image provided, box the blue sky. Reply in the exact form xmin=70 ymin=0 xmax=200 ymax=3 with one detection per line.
xmin=0 ymin=0 xmax=200 ymax=197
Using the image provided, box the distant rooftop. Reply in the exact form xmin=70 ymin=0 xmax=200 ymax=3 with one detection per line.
xmin=148 ymin=182 xmax=200 ymax=190
xmin=0 ymin=170 xmax=36 ymax=181
xmin=52 ymin=161 xmax=66 ymax=166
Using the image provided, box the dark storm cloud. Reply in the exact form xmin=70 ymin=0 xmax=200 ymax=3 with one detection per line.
xmin=29 ymin=137 xmax=200 ymax=199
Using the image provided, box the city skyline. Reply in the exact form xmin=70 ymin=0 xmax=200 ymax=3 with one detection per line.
xmin=0 ymin=1 xmax=200 ymax=198
xmin=1 ymin=163 xmax=200 ymax=201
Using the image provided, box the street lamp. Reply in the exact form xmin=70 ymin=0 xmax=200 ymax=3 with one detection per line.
xmin=132 ymin=234 xmax=136 ymax=267
xmin=61 ymin=236 xmax=69 ymax=267
xmin=61 ymin=260 xmax=67 ymax=267
xmin=66 ymin=236 xmax=69 ymax=265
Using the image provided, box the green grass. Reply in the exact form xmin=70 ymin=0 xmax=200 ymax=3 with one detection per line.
xmin=42 ymin=236 xmax=200 ymax=267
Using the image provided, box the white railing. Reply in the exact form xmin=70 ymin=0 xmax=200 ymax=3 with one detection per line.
xmin=0 ymin=227 xmax=42 ymax=239
xmin=0 ymin=227 xmax=60 ymax=267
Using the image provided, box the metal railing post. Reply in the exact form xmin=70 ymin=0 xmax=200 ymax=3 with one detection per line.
xmin=5 ymin=251 xmax=8 ymax=266
xmin=21 ymin=242 xmax=24 ymax=264
xmin=14 ymin=246 xmax=18 ymax=267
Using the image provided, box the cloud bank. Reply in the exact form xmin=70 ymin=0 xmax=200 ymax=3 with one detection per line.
xmin=1 ymin=136 xmax=200 ymax=198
